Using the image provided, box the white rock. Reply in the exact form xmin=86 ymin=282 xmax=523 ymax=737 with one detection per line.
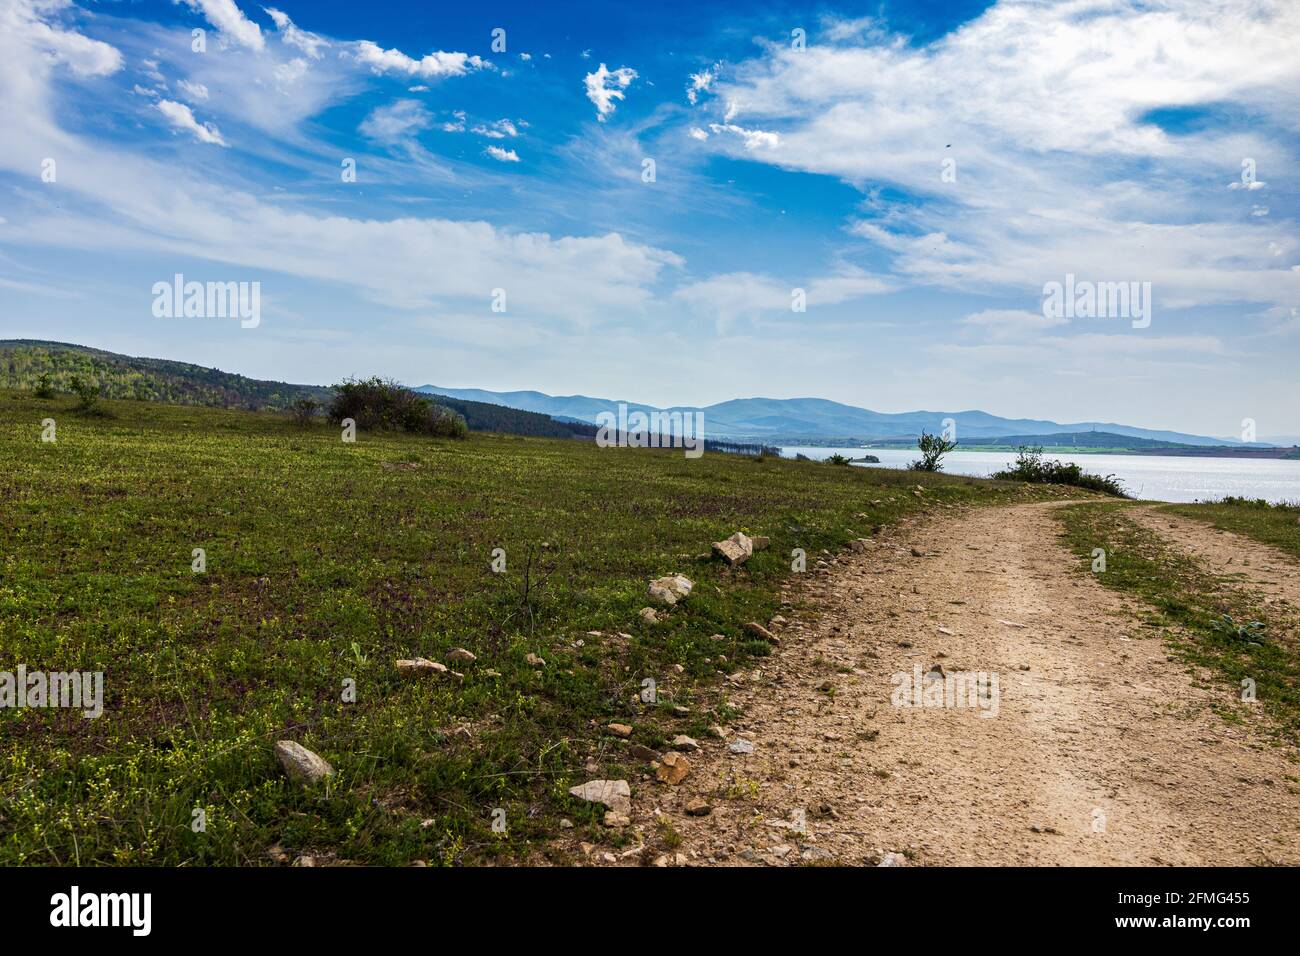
xmin=712 ymin=532 xmax=753 ymax=566
xmin=647 ymin=575 xmax=694 ymax=606
xmin=568 ymin=779 xmax=631 ymax=815
xmin=274 ymin=740 xmax=334 ymax=785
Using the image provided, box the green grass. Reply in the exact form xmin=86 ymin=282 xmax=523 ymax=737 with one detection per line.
xmin=1057 ymin=503 xmax=1300 ymax=743
xmin=0 ymin=389 xmax=1078 ymax=866
xmin=1164 ymin=499 xmax=1300 ymax=562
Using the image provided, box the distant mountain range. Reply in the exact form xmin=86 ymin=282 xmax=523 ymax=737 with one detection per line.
xmin=1 ymin=340 xmax=1281 ymax=450
xmin=416 ymin=385 xmax=1275 ymax=448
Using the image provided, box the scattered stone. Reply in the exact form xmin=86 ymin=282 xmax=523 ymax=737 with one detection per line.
xmin=910 ymin=547 xmax=925 ymax=557
xmin=655 ymin=752 xmax=691 ymax=785
xmin=484 ymin=669 xmax=502 ymax=678
xmin=274 ymin=740 xmax=334 ymax=786
xmin=559 ymin=819 xmax=574 ymax=829
xmin=936 ymin=626 xmax=956 ymax=636
xmin=446 ymin=648 xmax=477 ymax=665
xmin=878 ymin=852 xmax=907 ymax=867
xmin=568 ymin=779 xmax=631 ymax=815
xmin=712 ymin=531 xmax=754 ymax=566
xmin=685 ymin=797 xmax=712 ymax=816
xmin=769 ymin=615 xmax=788 ymax=628
xmin=849 ymin=538 xmax=873 ymax=553
xmin=729 ymin=739 xmax=755 ymax=755
xmin=294 ymin=855 xmax=315 ymax=867
xmin=750 ymin=535 xmax=770 ymax=551
xmin=395 ymin=657 xmax=447 ymax=677
xmin=627 ymin=743 xmax=661 ymax=762
xmin=770 ymin=844 xmax=792 ymax=859
xmin=925 ymin=663 xmax=947 ymax=682
xmin=647 ymin=574 xmax=694 ymax=606
xmin=267 ymin=844 xmax=290 ymax=864
xmin=638 ymin=607 xmax=659 ymax=625
xmin=524 ymin=653 xmax=545 ymax=667
xmin=997 ymin=619 xmax=1029 ymax=628
xmin=671 ymin=704 xmax=690 ymax=716
xmin=744 ymin=621 xmax=778 ymax=643
xmin=607 ymin=723 xmax=633 ymax=738
xmin=604 ymin=811 xmax=631 ymax=827
xmin=801 ymin=846 xmax=834 ymax=863
xmin=707 ymin=724 xmax=726 ymax=739
xmin=671 ymin=735 xmax=699 ymax=752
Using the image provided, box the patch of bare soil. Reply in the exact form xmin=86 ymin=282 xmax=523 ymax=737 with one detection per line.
xmin=626 ymin=502 xmax=1297 ymax=866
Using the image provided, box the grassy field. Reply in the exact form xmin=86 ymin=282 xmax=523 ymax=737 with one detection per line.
xmin=1057 ymin=503 xmax=1300 ymax=743
xmin=0 ymin=389 xmax=1081 ymax=866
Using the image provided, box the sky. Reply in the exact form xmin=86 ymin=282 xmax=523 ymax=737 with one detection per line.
xmin=1 ymin=0 xmax=1297 ymax=440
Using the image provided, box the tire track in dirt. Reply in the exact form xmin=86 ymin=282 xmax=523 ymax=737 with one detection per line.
xmin=644 ymin=502 xmax=1298 ymax=866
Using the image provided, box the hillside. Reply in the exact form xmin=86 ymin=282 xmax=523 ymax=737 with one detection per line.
xmin=0 ymin=341 xmax=592 ymax=440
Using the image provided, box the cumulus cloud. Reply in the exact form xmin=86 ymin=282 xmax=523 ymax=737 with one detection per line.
xmin=584 ymin=63 xmax=636 ymax=121
xmin=359 ymin=99 xmax=432 ymax=141
xmin=686 ymin=65 xmax=716 ymax=104
xmin=177 ymin=0 xmax=264 ymax=52
xmin=708 ymin=123 xmax=778 ymax=150
xmin=352 ymin=40 xmax=490 ymax=79
xmin=688 ymin=126 xmax=708 ymax=141
xmin=155 ymin=99 xmax=229 ymax=146
xmin=472 ymin=118 xmax=518 ymax=139
xmin=484 ymin=145 xmax=520 ymax=162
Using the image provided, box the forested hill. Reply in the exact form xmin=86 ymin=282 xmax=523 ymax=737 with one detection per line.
xmin=0 ymin=340 xmax=593 ymax=439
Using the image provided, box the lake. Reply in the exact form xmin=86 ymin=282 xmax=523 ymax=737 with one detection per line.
xmin=780 ymin=447 xmax=1300 ymax=504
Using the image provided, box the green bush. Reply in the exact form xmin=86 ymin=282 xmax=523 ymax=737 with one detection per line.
xmin=992 ymin=446 xmax=1128 ymax=497
xmin=909 ymin=430 xmax=957 ymax=472
xmin=327 ymin=377 xmax=468 ymax=438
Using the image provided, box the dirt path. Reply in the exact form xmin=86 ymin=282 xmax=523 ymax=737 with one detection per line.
xmin=641 ymin=502 xmax=1298 ymax=866
xmin=1128 ymin=506 xmax=1300 ymax=614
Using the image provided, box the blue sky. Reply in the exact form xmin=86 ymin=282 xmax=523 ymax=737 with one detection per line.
xmin=1 ymin=0 xmax=1298 ymax=439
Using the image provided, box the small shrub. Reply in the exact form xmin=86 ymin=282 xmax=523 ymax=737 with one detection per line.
xmin=825 ymin=453 xmax=851 ymax=466
xmin=33 ymin=373 xmax=55 ymax=399
xmin=69 ymin=376 xmax=101 ymax=412
xmin=992 ymin=446 xmax=1128 ymax=497
xmin=290 ymin=397 xmax=320 ymax=427
xmin=909 ymin=430 xmax=957 ymax=472
xmin=327 ymin=377 xmax=468 ymax=438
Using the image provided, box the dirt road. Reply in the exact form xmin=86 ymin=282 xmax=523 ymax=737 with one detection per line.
xmin=646 ymin=502 xmax=1298 ymax=866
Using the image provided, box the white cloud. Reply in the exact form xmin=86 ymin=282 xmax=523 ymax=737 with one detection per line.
xmin=263 ymin=7 xmax=328 ymax=59
xmin=519 ymin=53 xmax=531 ymax=62
xmin=472 ymin=118 xmax=518 ymax=139
xmin=686 ymin=65 xmax=716 ymax=104
xmin=359 ymin=99 xmax=431 ymax=141
xmin=688 ymin=126 xmax=708 ymax=141
xmin=708 ymin=123 xmax=779 ymax=150
xmin=441 ymin=110 xmax=466 ymax=132
xmin=960 ymin=308 xmax=1067 ymax=339
xmin=178 ymin=0 xmax=265 ymax=52
xmin=706 ymin=0 xmax=1300 ymax=314
xmin=1228 ymin=180 xmax=1266 ymax=190
xmin=352 ymin=40 xmax=490 ymax=79
xmin=3 ymin=0 xmax=122 ymax=77
xmin=178 ymin=79 xmax=209 ymax=101
xmin=484 ymin=145 xmax=520 ymax=163
xmin=584 ymin=63 xmax=636 ymax=121
xmin=155 ymin=98 xmax=229 ymax=146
